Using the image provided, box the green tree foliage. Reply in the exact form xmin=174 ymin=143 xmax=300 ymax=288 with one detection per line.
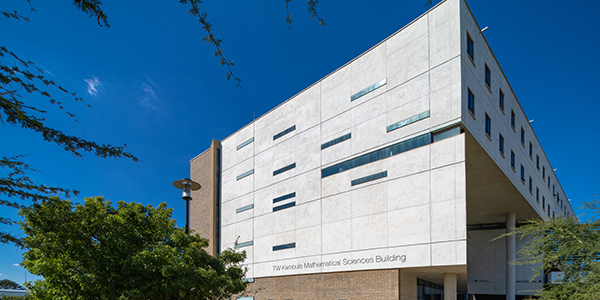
xmin=0 ymin=279 xmax=26 ymax=290
xmin=499 ymin=199 xmax=600 ymax=300
xmin=19 ymin=196 xmax=247 ymax=300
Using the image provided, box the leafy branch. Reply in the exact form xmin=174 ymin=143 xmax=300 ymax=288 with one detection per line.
xmin=285 ymin=0 xmax=326 ymax=29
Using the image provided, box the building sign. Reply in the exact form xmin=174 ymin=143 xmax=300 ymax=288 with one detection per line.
xmin=272 ymin=254 xmax=407 ymax=272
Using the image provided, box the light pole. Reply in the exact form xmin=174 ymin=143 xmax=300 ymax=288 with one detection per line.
xmin=172 ymin=178 xmax=201 ymax=235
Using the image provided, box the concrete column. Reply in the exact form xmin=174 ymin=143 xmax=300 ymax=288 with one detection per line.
xmin=506 ymin=212 xmax=516 ymax=300
xmin=444 ymin=273 xmax=457 ymax=300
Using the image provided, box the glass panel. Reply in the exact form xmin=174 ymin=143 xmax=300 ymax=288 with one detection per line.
xmin=236 ymin=204 xmax=254 ymax=214
xmin=273 ymin=201 xmax=296 ymax=212
xmin=236 ymin=241 xmax=253 ymax=248
xmin=350 ymin=78 xmax=387 ymax=101
xmin=273 ymin=192 xmax=296 ymax=203
xmin=432 ymin=126 xmax=460 ymax=143
xmin=387 ymin=110 xmax=430 ymax=132
xmin=273 ymin=125 xmax=296 ymax=140
xmin=236 ymin=169 xmax=254 ymax=181
xmin=236 ymin=137 xmax=254 ymax=150
xmin=351 ymin=171 xmax=388 ymax=186
xmin=321 ymin=133 xmax=352 ymax=150
xmin=273 ymin=243 xmax=296 ymax=251
xmin=273 ymin=163 xmax=296 ymax=176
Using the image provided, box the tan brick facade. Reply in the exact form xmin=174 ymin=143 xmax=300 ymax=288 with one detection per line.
xmin=245 ymin=269 xmax=401 ymax=300
xmin=190 ymin=139 xmax=220 ymax=256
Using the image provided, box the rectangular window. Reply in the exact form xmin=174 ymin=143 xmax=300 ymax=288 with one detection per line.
xmin=236 ymin=241 xmax=253 ymax=248
xmin=387 ymin=110 xmax=430 ymax=133
xmin=485 ymin=113 xmax=491 ymax=137
xmin=553 ymin=211 xmax=555 ymax=218
xmin=485 ymin=64 xmax=491 ymax=88
xmin=273 ymin=201 xmax=295 ymax=212
xmin=542 ymin=196 xmax=546 ymax=209
xmin=548 ymin=176 xmax=551 ymax=189
xmin=273 ymin=125 xmax=296 ymax=140
xmin=468 ymin=89 xmax=475 ymax=116
xmin=499 ymin=133 xmax=504 ymax=155
xmin=351 ymin=171 xmax=388 ymax=186
xmin=322 ymin=132 xmax=432 ymax=178
xmin=499 ymin=89 xmax=505 ymax=110
xmin=273 ymin=192 xmax=296 ymax=203
xmin=536 ymin=155 xmax=540 ymax=170
xmin=351 ymin=78 xmax=386 ymax=102
xmin=510 ymin=151 xmax=515 ymax=169
xmin=536 ymin=187 xmax=540 ymax=203
xmin=236 ymin=204 xmax=254 ymax=214
xmin=529 ymin=176 xmax=532 ymax=193
xmin=553 ymin=185 xmax=556 ymax=196
xmin=520 ymin=165 xmax=525 ymax=182
xmin=273 ymin=163 xmax=296 ymax=176
xmin=273 ymin=243 xmax=295 ymax=251
xmin=521 ymin=127 xmax=525 ymax=145
xmin=548 ymin=205 xmax=551 ymax=218
xmin=529 ymin=142 xmax=533 ymax=158
xmin=543 ymin=166 xmax=546 ymax=178
xmin=321 ymin=133 xmax=351 ymax=150
xmin=236 ymin=137 xmax=254 ymax=150
xmin=236 ymin=169 xmax=254 ymax=181
xmin=467 ymin=33 xmax=474 ymax=60
xmin=511 ymin=110 xmax=516 ymax=130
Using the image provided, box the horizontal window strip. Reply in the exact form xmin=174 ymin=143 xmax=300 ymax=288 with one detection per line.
xmin=237 ymin=297 xmax=254 ymax=300
xmin=321 ymin=133 xmax=431 ymax=178
xmin=273 ymin=192 xmax=296 ymax=203
xmin=236 ymin=169 xmax=254 ymax=181
xmin=350 ymin=78 xmax=386 ymax=101
xmin=273 ymin=125 xmax=296 ymax=140
xmin=387 ymin=110 xmax=430 ymax=132
xmin=236 ymin=137 xmax=254 ymax=150
xmin=351 ymin=171 xmax=388 ymax=186
xmin=242 ymin=278 xmax=254 ymax=283
xmin=236 ymin=241 xmax=253 ymax=248
xmin=273 ymin=201 xmax=295 ymax=212
xmin=321 ymin=133 xmax=352 ymax=150
xmin=273 ymin=242 xmax=296 ymax=251
xmin=432 ymin=125 xmax=460 ymax=143
xmin=235 ymin=204 xmax=254 ymax=214
xmin=273 ymin=163 xmax=296 ymax=176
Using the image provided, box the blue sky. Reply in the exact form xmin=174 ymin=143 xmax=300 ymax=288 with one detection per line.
xmin=1 ymin=0 xmax=599 ymax=284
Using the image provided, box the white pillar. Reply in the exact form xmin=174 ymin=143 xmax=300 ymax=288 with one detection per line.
xmin=506 ymin=212 xmax=516 ymax=300
xmin=444 ymin=273 xmax=457 ymax=300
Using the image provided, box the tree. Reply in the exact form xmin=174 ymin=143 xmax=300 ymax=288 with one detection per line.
xmin=19 ymin=196 xmax=248 ymax=300
xmin=498 ymin=199 xmax=600 ymax=300
xmin=0 ymin=279 xmax=26 ymax=290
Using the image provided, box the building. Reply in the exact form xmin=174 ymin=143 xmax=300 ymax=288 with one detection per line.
xmin=189 ymin=0 xmax=574 ymax=299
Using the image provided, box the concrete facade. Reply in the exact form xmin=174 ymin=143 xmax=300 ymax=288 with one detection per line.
xmin=189 ymin=0 xmax=574 ymax=299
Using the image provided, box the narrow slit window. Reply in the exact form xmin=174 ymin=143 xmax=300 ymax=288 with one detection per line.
xmin=273 ymin=201 xmax=295 ymax=212
xmin=468 ymin=89 xmax=475 ymax=115
xmin=511 ymin=110 xmax=515 ymax=130
xmin=521 ymin=127 xmax=525 ymax=145
xmin=351 ymin=171 xmax=388 ymax=186
xmin=499 ymin=89 xmax=505 ymax=110
xmin=236 ymin=204 xmax=254 ymax=214
xmin=510 ymin=151 xmax=515 ymax=169
xmin=273 ymin=125 xmax=296 ymax=140
xmin=273 ymin=243 xmax=296 ymax=251
xmin=273 ymin=163 xmax=296 ymax=176
xmin=321 ymin=133 xmax=351 ymax=150
xmin=236 ymin=241 xmax=253 ymax=248
xmin=237 ymin=137 xmax=254 ymax=150
xmin=467 ymin=33 xmax=474 ymax=60
xmin=499 ymin=133 xmax=504 ymax=155
xmin=273 ymin=192 xmax=296 ymax=203
xmin=485 ymin=64 xmax=491 ymax=88
xmin=521 ymin=165 xmax=525 ymax=182
xmin=236 ymin=169 xmax=254 ymax=181
xmin=387 ymin=111 xmax=430 ymax=133
xmin=536 ymin=187 xmax=540 ymax=203
xmin=350 ymin=78 xmax=386 ymax=101
xmin=485 ymin=113 xmax=491 ymax=137
xmin=536 ymin=155 xmax=540 ymax=170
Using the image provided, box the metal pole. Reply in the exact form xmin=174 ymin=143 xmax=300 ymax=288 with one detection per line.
xmin=185 ymin=199 xmax=190 ymax=235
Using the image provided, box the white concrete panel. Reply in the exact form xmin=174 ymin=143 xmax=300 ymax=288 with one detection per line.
xmin=388 ymin=171 xmax=431 ymax=211
xmin=428 ymin=0 xmax=460 ymax=68
xmin=253 ymin=117 xmax=273 ymax=154
xmin=351 ymin=183 xmax=388 ymax=218
xmin=272 ymin=206 xmax=296 ymax=234
xmin=234 ymin=193 xmax=255 ymax=223
xmin=321 ymin=193 xmax=352 ymax=225
xmin=295 ymin=169 xmax=321 ymax=204
xmin=349 ymin=62 xmax=387 ymax=103
xmin=221 ymin=224 xmax=237 ymax=250
xmin=321 ymin=170 xmax=352 ymax=198
xmin=296 ymin=97 xmax=321 ymax=133
xmin=351 ymin=212 xmax=388 ymax=250
xmin=321 ymin=79 xmax=352 ymax=122
xmin=387 ymin=33 xmax=429 ymax=88
xmin=321 ymin=110 xmax=352 ymax=141
xmin=237 ymin=218 xmax=254 ymax=244
xmin=272 ymin=232 xmax=297 ymax=261
xmin=321 ymin=219 xmax=352 ymax=254
xmin=352 ymin=93 xmax=387 ymax=127
xmin=387 ymin=146 xmax=430 ymax=180
xmin=385 ymin=73 xmax=429 ymax=112
xmin=430 ymin=199 xmax=457 ymax=242
xmin=296 ymin=200 xmax=322 ymax=230
xmin=221 ymin=141 xmax=237 ymax=171
xmin=253 ymin=213 xmax=273 ymax=239
xmin=253 ymin=234 xmax=273 ymax=263
xmin=295 ymin=225 xmax=321 ymax=257
xmin=352 ymin=114 xmax=387 ymax=154
xmin=431 ymin=164 xmax=456 ymax=203
xmin=388 ymin=204 xmax=430 ymax=246
xmin=386 ymin=15 xmax=428 ymax=55
xmin=321 ymin=65 xmax=351 ymax=94
xmin=431 ymin=241 xmax=460 ymax=266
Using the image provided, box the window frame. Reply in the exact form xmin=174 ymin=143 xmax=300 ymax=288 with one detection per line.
xmin=499 ymin=89 xmax=505 ymax=111
xmin=467 ymin=33 xmax=474 ymax=61
xmin=521 ymin=127 xmax=525 ymax=146
xmin=499 ymin=133 xmax=504 ymax=155
xmin=511 ymin=110 xmax=516 ymax=131
xmin=485 ymin=64 xmax=491 ymax=89
xmin=485 ymin=113 xmax=491 ymax=137
xmin=510 ymin=150 xmax=515 ymax=170
xmin=520 ymin=164 xmax=525 ymax=182
xmin=468 ymin=89 xmax=475 ymax=117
